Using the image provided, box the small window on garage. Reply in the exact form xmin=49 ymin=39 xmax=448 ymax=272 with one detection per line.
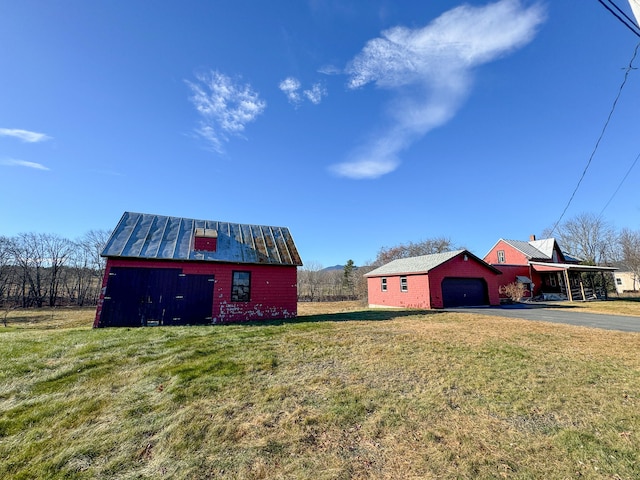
xmin=400 ymin=276 xmax=408 ymax=292
xmin=616 ymin=277 xmax=622 ymax=285
xmin=497 ymin=250 xmax=505 ymax=263
xmin=381 ymin=277 xmax=387 ymax=291
xmin=232 ymin=271 xmax=251 ymax=302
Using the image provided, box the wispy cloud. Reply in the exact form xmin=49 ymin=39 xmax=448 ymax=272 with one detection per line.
xmin=0 ymin=128 xmax=51 ymax=143
xmin=318 ymin=64 xmax=341 ymax=76
xmin=1 ymin=158 xmax=50 ymax=170
xmin=331 ymin=0 xmax=546 ymax=179
xmin=186 ymin=70 xmax=266 ymax=153
xmin=279 ymin=77 xmax=327 ymax=106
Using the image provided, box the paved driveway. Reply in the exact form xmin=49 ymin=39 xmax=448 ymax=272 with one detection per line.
xmin=445 ymin=303 xmax=640 ymax=333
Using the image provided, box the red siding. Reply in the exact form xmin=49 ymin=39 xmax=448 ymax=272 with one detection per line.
xmin=492 ymin=264 xmax=546 ymax=298
xmin=194 ymin=236 xmax=217 ymax=252
xmin=367 ymin=252 xmax=501 ymax=309
xmin=427 ymin=254 xmax=501 ymax=308
xmin=95 ymin=258 xmax=297 ymax=326
xmin=367 ymin=274 xmax=432 ymax=309
xmin=484 ymin=240 xmax=548 ymax=297
xmin=484 ymin=240 xmax=530 ymax=266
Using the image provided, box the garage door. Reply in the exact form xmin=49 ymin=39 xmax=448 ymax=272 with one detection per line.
xmin=441 ymin=277 xmax=488 ymax=307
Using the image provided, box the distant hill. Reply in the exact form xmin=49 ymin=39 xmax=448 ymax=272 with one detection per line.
xmin=321 ymin=264 xmax=362 ymax=272
xmin=321 ymin=265 xmax=347 ymax=272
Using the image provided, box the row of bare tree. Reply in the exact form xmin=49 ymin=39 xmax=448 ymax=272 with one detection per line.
xmin=0 ymin=230 xmax=111 ymax=309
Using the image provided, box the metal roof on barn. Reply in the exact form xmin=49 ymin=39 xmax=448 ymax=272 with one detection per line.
xmin=101 ymin=212 xmax=303 ymax=266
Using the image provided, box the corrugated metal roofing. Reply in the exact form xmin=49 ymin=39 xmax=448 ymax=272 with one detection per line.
xmin=101 ymin=212 xmax=303 ymax=266
xmin=501 ymin=239 xmax=550 ymax=260
xmin=529 ymin=238 xmax=556 ymax=258
xmin=364 ymin=250 xmax=465 ymax=277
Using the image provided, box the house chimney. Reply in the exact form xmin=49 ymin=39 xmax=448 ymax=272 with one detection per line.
xmin=529 ymin=234 xmax=536 ymax=241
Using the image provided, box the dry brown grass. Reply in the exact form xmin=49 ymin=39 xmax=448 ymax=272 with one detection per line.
xmin=1 ymin=301 xmax=639 ymax=479
xmin=548 ymin=298 xmax=640 ymax=317
xmin=2 ymin=307 xmax=96 ymax=329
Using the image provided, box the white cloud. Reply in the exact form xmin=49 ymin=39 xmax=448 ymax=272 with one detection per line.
xmin=279 ymin=77 xmax=327 ymax=106
xmin=1 ymin=158 xmax=50 ymax=170
xmin=303 ymin=83 xmax=327 ymax=105
xmin=186 ymin=70 xmax=266 ymax=153
xmin=279 ymin=77 xmax=302 ymax=105
xmin=318 ymin=64 xmax=341 ymax=76
xmin=331 ymin=0 xmax=546 ymax=179
xmin=0 ymin=128 xmax=51 ymax=143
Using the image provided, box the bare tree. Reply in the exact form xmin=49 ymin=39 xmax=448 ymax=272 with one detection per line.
xmin=297 ymin=261 xmax=324 ymax=302
xmin=8 ymin=233 xmax=47 ymax=307
xmin=42 ymin=234 xmax=74 ymax=306
xmin=70 ymin=229 xmax=111 ymax=305
xmin=0 ymin=236 xmax=16 ymax=318
xmin=547 ymin=213 xmax=617 ymax=265
xmin=375 ymin=236 xmax=457 ymax=266
xmin=618 ymin=228 xmax=640 ymax=290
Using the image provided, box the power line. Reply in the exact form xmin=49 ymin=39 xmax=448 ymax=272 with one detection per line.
xmin=596 ymin=0 xmax=640 ymax=37
xmin=599 ymin=150 xmax=640 ymax=217
xmin=550 ymin=42 xmax=640 ymax=235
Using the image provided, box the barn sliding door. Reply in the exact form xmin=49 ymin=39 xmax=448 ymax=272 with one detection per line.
xmin=99 ymin=267 xmax=215 ymax=327
xmin=168 ymin=274 xmax=215 ymax=326
xmin=100 ymin=267 xmax=180 ymax=327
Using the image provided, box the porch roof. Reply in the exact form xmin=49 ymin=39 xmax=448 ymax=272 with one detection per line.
xmin=530 ymin=261 xmax=617 ymax=273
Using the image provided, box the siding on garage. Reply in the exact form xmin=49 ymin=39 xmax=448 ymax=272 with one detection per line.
xmin=366 ymin=250 xmax=502 ymax=309
xmin=425 ymin=253 xmax=501 ymax=308
xmin=367 ymin=273 xmax=433 ymax=309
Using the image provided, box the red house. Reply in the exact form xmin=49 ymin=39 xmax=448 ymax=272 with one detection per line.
xmin=365 ymin=250 xmax=502 ymax=309
xmin=483 ymin=235 xmax=616 ymax=301
xmin=94 ymin=212 xmax=302 ymax=327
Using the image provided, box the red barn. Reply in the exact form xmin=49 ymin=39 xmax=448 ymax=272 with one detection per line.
xmin=94 ymin=212 xmax=302 ymax=327
xmin=483 ymin=235 xmax=616 ymax=301
xmin=365 ymin=250 xmax=502 ymax=309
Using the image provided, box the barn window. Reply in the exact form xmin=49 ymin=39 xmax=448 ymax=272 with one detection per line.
xmin=497 ymin=250 xmax=505 ymax=263
xmin=381 ymin=278 xmax=387 ymax=291
xmin=194 ymin=228 xmax=218 ymax=252
xmin=232 ymin=271 xmax=251 ymax=302
xmin=400 ymin=276 xmax=408 ymax=292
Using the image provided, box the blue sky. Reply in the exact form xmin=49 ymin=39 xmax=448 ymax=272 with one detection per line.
xmin=1 ymin=0 xmax=639 ymax=267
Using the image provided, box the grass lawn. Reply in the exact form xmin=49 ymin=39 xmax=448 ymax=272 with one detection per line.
xmin=0 ymin=302 xmax=639 ymax=479
xmin=547 ymin=297 xmax=640 ymax=317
